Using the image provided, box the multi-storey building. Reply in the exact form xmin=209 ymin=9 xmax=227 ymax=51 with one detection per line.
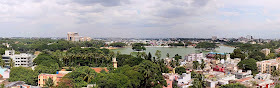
xmin=185 ymin=53 xmax=204 ymax=62
xmin=38 ymin=73 xmax=65 ymax=87
xmin=256 ymin=58 xmax=280 ymax=74
xmin=2 ymin=50 xmax=34 ymax=68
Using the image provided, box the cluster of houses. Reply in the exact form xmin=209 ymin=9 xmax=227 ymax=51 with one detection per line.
xmin=0 ymin=50 xmax=115 ymax=88
xmin=163 ymin=50 xmax=278 ymax=88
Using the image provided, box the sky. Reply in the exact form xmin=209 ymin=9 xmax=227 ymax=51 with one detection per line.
xmin=0 ymin=0 xmax=280 ymax=38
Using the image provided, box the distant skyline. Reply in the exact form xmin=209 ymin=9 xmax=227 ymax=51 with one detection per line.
xmin=0 ymin=0 xmax=280 ymax=39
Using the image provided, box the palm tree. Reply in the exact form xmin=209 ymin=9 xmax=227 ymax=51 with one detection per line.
xmin=9 ymin=58 xmax=14 ymax=68
xmin=83 ymin=68 xmax=96 ymax=83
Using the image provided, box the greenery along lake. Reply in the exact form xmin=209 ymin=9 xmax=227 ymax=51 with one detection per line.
xmin=112 ymin=46 xmax=235 ymax=59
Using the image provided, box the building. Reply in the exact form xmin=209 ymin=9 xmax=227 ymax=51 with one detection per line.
xmin=38 ymin=73 xmax=66 ymax=87
xmin=67 ymin=32 xmax=80 ymax=41
xmin=235 ymin=70 xmax=252 ymax=79
xmin=2 ymin=50 xmax=35 ymax=68
xmin=5 ymin=81 xmax=41 ymax=88
xmin=185 ymin=53 xmax=204 ymax=62
xmin=256 ymin=58 xmax=280 ymax=74
xmin=91 ymin=67 xmax=109 ymax=73
xmin=246 ymin=35 xmax=253 ymax=40
xmin=261 ymin=48 xmax=271 ymax=56
xmin=67 ymin=32 xmax=91 ymax=42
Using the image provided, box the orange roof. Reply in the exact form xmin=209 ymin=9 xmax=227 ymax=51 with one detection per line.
xmin=61 ymin=69 xmax=66 ymax=71
xmin=91 ymin=67 xmax=109 ymax=73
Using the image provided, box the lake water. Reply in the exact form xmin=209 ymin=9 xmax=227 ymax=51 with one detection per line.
xmin=112 ymin=46 xmax=235 ymax=58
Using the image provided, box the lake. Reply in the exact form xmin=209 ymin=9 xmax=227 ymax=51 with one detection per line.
xmin=112 ymin=46 xmax=235 ymax=58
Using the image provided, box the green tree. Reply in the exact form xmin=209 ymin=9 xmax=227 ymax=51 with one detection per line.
xmin=132 ymin=43 xmax=146 ymax=51
xmin=248 ymin=51 xmax=266 ymax=61
xmin=175 ymin=67 xmax=186 ymax=75
xmin=155 ymin=50 xmax=161 ymax=60
xmin=237 ymin=58 xmax=258 ymax=75
xmin=9 ymin=67 xmax=36 ymax=85
xmin=96 ymin=73 xmax=132 ymax=88
xmin=193 ymin=61 xmax=199 ymax=70
xmin=45 ymin=77 xmax=54 ymax=88
xmin=166 ymin=53 xmax=170 ymax=58
xmin=9 ymin=58 xmax=14 ymax=68
xmin=195 ymin=42 xmax=218 ymax=50
xmin=109 ymin=42 xmax=126 ymax=47
xmin=173 ymin=54 xmax=182 ymax=62
xmin=201 ymin=59 xmax=205 ymax=70
xmin=230 ymin=49 xmax=246 ymax=60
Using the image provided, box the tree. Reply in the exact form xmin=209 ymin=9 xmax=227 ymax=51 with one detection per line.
xmin=275 ymin=83 xmax=280 ymax=88
xmin=195 ymin=42 xmax=218 ymax=50
xmin=9 ymin=58 xmax=14 ymax=68
xmin=109 ymin=42 xmax=126 ymax=47
xmin=166 ymin=53 xmax=170 ymax=58
xmin=248 ymin=51 xmax=266 ymax=61
xmin=189 ymin=74 xmax=206 ymax=88
xmin=237 ymin=58 xmax=258 ymax=75
xmin=45 ymin=78 xmax=54 ymax=88
xmin=193 ymin=61 xmax=199 ymax=70
xmin=96 ymin=73 xmax=132 ymax=88
xmin=220 ymin=83 xmax=247 ymax=88
xmin=57 ymin=78 xmax=74 ymax=88
xmin=9 ymin=67 xmax=36 ymax=85
xmin=155 ymin=50 xmax=161 ymax=60
xmin=133 ymin=60 xmax=167 ymax=88
xmin=175 ymin=67 xmax=186 ymax=75
xmin=132 ymin=43 xmax=146 ymax=51
xmin=173 ymin=54 xmax=182 ymax=62
xmin=201 ymin=59 xmax=205 ymax=70
xmin=147 ymin=52 xmax=152 ymax=61
xmin=230 ymin=49 xmax=246 ymax=60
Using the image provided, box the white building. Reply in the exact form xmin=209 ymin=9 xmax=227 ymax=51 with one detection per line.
xmin=2 ymin=50 xmax=35 ymax=68
xmin=185 ymin=53 xmax=204 ymax=62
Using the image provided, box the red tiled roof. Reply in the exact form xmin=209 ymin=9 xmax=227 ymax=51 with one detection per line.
xmin=236 ymin=77 xmax=252 ymax=82
xmin=91 ymin=67 xmax=109 ymax=73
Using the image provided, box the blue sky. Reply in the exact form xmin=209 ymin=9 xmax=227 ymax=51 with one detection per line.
xmin=0 ymin=0 xmax=280 ymax=38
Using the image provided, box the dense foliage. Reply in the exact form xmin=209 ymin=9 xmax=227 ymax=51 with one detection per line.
xmin=237 ymin=58 xmax=258 ymax=75
xmin=132 ymin=43 xmax=147 ymax=51
xmin=195 ymin=42 xmax=219 ymax=50
xmin=9 ymin=67 xmax=37 ymax=85
xmin=109 ymin=42 xmax=126 ymax=47
xmin=175 ymin=67 xmax=186 ymax=75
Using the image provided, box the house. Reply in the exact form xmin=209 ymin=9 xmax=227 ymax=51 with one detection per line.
xmin=38 ymin=73 xmax=66 ymax=87
xmin=254 ymin=73 xmax=274 ymax=88
xmin=235 ymin=70 xmax=252 ymax=79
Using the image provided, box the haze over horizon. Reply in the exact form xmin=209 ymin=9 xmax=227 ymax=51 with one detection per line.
xmin=0 ymin=0 xmax=280 ymax=38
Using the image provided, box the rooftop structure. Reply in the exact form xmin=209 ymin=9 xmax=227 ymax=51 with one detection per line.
xmin=261 ymin=48 xmax=271 ymax=56
xmin=91 ymin=67 xmax=109 ymax=73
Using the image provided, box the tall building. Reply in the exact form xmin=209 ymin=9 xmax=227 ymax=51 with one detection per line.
xmin=2 ymin=50 xmax=35 ymax=68
xmin=67 ymin=32 xmax=91 ymax=42
xmin=112 ymin=58 xmax=117 ymax=68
